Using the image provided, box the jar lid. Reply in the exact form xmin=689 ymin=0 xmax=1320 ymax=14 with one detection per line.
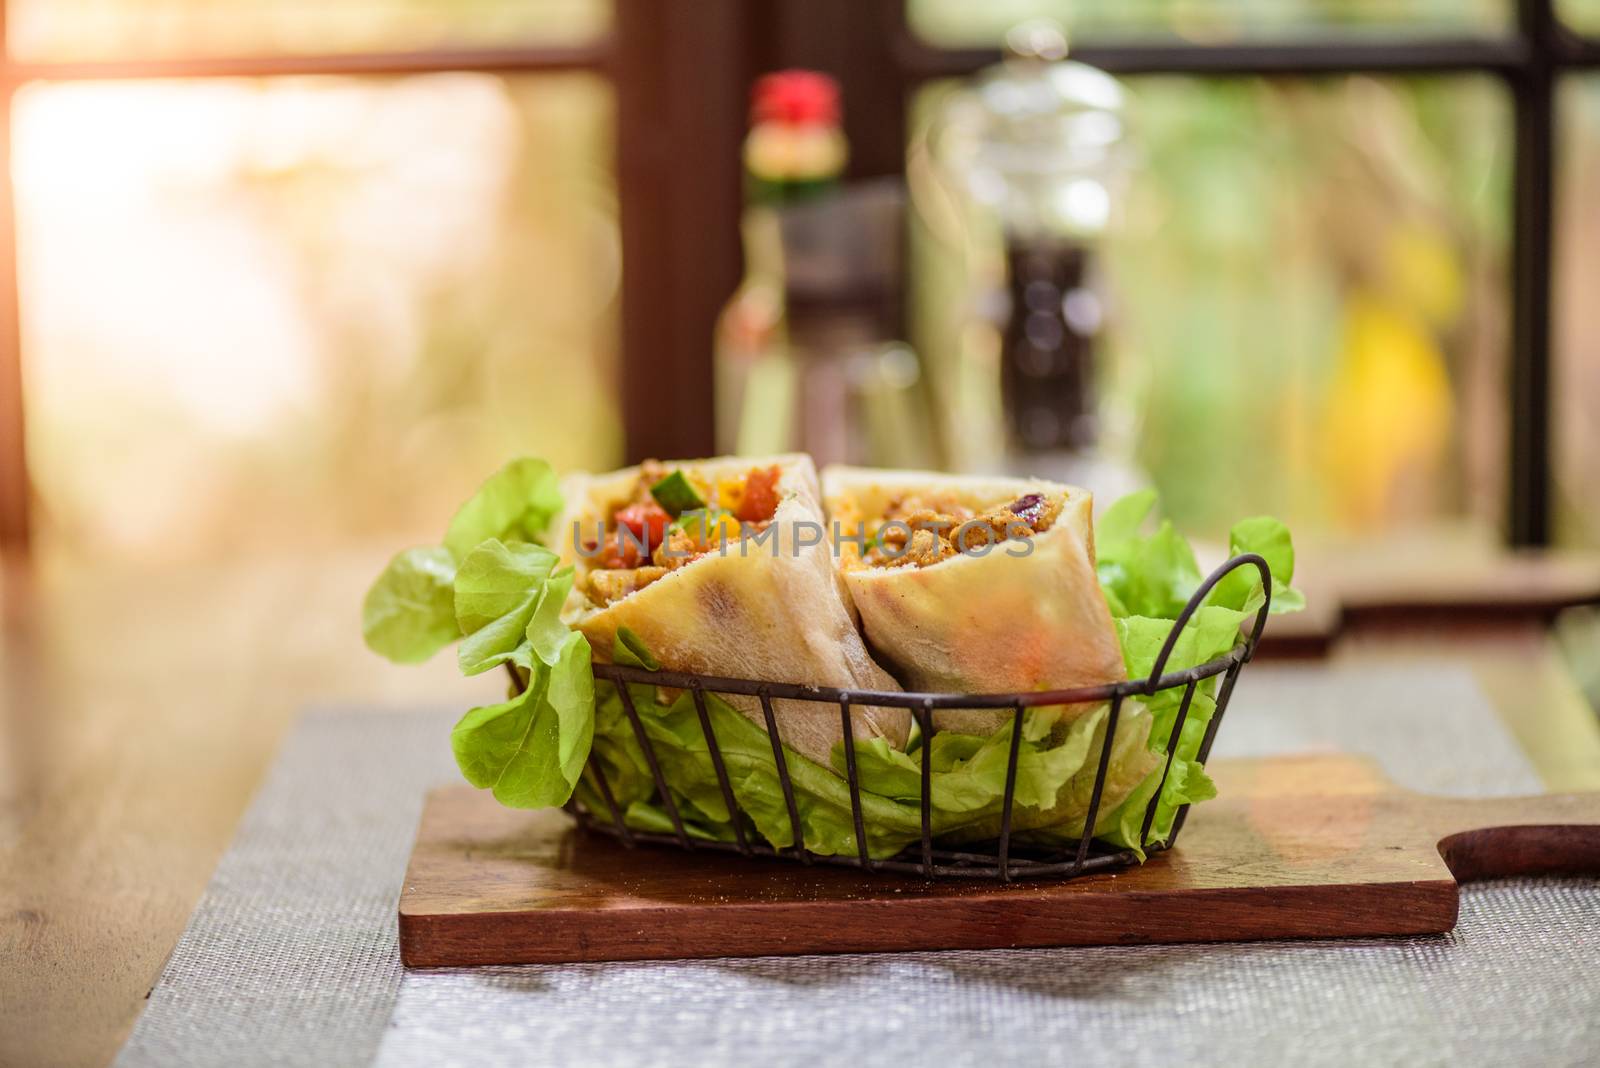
xmin=938 ymin=19 xmax=1130 ymax=237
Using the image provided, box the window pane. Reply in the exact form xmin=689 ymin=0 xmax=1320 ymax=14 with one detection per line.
xmin=16 ymin=73 xmax=621 ymax=564
xmin=1559 ymin=0 xmax=1600 ymax=35
xmin=908 ymin=0 xmax=1510 ymax=47
xmin=1555 ymin=77 xmax=1600 ymax=547
xmin=8 ymin=0 xmax=609 ymax=61
xmin=910 ymin=75 xmax=1510 ymax=547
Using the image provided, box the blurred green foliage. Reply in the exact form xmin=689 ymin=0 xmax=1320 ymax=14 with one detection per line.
xmin=910 ymin=0 xmax=1510 ymax=44
xmin=912 ymin=0 xmax=1600 ymax=554
xmin=1561 ymin=0 xmax=1600 ymax=34
xmin=911 ymin=72 xmax=1510 ymax=543
xmin=1105 ymin=74 xmax=1509 ymax=538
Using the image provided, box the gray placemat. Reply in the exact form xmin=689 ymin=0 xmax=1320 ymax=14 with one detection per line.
xmin=116 ymin=663 xmax=1596 ymax=1068
xmin=378 ymin=879 xmax=1600 ymax=1068
xmin=114 ymin=708 xmax=458 ymax=1068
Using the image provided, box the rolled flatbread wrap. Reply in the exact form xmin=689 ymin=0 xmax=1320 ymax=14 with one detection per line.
xmin=554 ymin=454 xmax=907 ymax=766
xmin=822 ymin=466 xmax=1127 ymax=735
xmin=824 ymin=465 xmax=1149 ymax=840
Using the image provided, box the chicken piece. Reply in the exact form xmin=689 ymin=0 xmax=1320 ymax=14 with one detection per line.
xmin=900 ymin=528 xmax=958 ymax=567
xmin=651 ymin=526 xmax=702 ymax=571
xmin=953 ymin=507 xmax=1019 ymax=551
xmin=587 ymin=566 xmax=669 ymax=606
xmin=866 ymin=492 xmax=1066 ymax=568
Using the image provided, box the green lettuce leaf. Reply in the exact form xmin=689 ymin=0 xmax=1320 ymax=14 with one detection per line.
xmin=580 ymin=628 xmax=1165 ymax=860
xmin=361 ymin=546 xmax=460 ymax=664
xmin=527 ymin=567 xmax=578 ymax=666
xmin=453 ymin=539 xmax=560 ymax=675
xmin=842 ymin=709 xmax=1100 ymax=815
xmin=1115 ymin=606 xmax=1251 ymax=683
xmin=1095 ymin=490 xmax=1204 ymax=620
xmin=450 ymin=629 xmax=594 ymax=808
xmin=443 ymin=457 xmax=563 ymax=560
xmin=1088 ymin=492 xmax=1306 ymax=856
xmin=1097 ymin=691 xmax=1219 ymax=856
xmin=362 ymin=456 xmax=565 ymax=665
xmin=363 ymin=456 xmax=594 ymax=806
xmin=446 ymin=536 xmax=590 ymax=806
xmin=937 ymin=702 xmax=1157 ymax=847
xmin=545 ymin=626 xmax=595 ymax=784
xmin=572 ymin=628 xmax=669 ymax=821
xmin=1094 ymin=488 xmax=1157 ymax=555
xmin=581 ymin=628 xmax=927 ymax=858
xmin=642 ymin=690 xmax=928 ymax=859
xmin=1211 ymin=514 xmax=1307 ymax=615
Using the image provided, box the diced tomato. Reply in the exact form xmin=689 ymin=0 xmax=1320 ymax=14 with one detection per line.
xmin=735 ymin=465 xmax=781 ymax=522
xmin=615 ymin=502 xmax=670 ymax=549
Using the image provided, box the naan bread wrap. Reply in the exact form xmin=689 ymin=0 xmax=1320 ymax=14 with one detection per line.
xmin=555 ymin=454 xmax=906 ymax=766
xmin=824 ymin=466 xmax=1154 ymax=840
xmin=822 ymin=466 xmax=1127 ymax=735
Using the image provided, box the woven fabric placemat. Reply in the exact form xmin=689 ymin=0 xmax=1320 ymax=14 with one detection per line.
xmin=114 ymin=663 xmax=1599 ymax=1068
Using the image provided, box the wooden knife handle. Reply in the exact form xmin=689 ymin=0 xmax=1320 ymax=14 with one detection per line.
xmin=1418 ymin=793 xmax=1600 ymax=881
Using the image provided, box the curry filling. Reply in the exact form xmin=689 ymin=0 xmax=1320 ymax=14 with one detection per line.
xmin=862 ymin=491 xmax=1064 ymax=569
xmin=582 ymin=461 xmax=781 ymax=606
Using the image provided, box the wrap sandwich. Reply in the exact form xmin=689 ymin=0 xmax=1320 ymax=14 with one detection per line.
xmin=365 ymin=451 xmax=1300 ymax=860
xmin=822 ymin=466 xmax=1158 ymax=840
xmin=823 ymin=467 xmax=1127 ymax=726
xmin=554 ymin=454 xmax=907 ymax=766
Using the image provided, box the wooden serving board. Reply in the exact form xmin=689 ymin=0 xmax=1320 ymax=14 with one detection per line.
xmin=398 ymin=754 xmax=1600 ymax=967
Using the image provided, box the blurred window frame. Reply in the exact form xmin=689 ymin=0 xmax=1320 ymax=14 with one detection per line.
xmin=0 ymin=0 xmax=1596 ymax=551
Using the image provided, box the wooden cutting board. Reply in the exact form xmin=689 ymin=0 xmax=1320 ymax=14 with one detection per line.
xmin=397 ymin=754 xmax=1600 ymax=967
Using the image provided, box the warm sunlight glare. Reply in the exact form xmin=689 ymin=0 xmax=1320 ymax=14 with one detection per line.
xmin=13 ymin=75 xmax=620 ymax=563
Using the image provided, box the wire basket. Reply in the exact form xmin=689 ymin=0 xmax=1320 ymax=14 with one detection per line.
xmin=568 ymin=553 xmax=1272 ymax=882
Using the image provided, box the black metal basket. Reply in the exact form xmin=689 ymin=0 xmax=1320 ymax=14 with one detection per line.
xmin=571 ymin=553 xmax=1272 ymax=882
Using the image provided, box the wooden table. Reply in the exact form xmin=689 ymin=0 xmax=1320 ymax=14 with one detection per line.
xmin=3 ymin=547 xmax=1599 ymax=1068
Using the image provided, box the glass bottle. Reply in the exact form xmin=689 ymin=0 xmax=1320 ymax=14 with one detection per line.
xmin=931 ymin=20 xmax=1137 ymax=489
xmin=713 ymin=71 xmax=846 ymax=457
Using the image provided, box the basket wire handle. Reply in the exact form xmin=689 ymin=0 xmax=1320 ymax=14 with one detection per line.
xmin=1168 ymin=657 xmax=1245 ymax=845
xmin=1139 ymin=680 xmax=1198 ymax=847
xmin=1146 ymin=552 xmax=1273 ymax=686
xmin=1195 ymin=657 xmax=1245 ymax=766
xmin=585 ymin=756 xmax=634 ymax=847
xmin=759 ymin=688 xmax=812 ymax=863
xmin=690 ymin=682 xmax=750 ymax=855
xmin=997 ymin=701 xmax=1025 ymax=882
xmin=918 ymin=699 xmax=935 ymax=877
xmin=839 ymin=695 xmax=872 ymax=869
xmin=1074 ymin=693 xmax=1121 ymax=873
xmin=614 ymin=678 xmax=694 ymax=849
xmin=1134 ymin=552 xmax=1273 ymax=850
